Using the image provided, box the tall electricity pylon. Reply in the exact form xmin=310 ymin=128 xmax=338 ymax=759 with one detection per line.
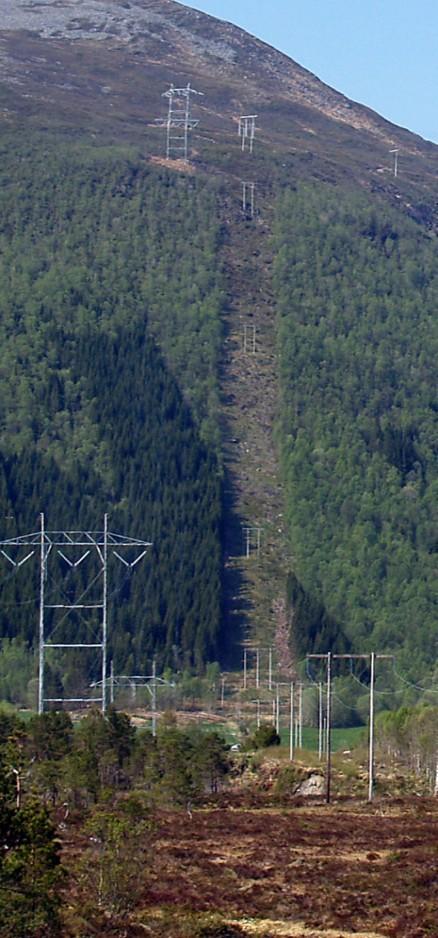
xmin=0 ymin=514 xmax=151 ymax=714
xmin=156 ymin=83 xmax=203 ymax=161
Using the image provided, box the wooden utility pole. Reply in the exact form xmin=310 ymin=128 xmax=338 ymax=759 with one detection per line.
xmin=332 ymin=653 xmax=392 ymax=802
xmin=289 ymin=681 xmax=295 ymax=761
xmin=318 ymin=681 xmax=323 ymax=760
xmin=307 ymin=652 xmax=332 ymax=802
xmin=110 ymin=659 xmax=115 ymax=705
xmin=151 ymin=659 xmax=157 ymax=738
xmin=298 ymin=682 xmax=303 ymax=748
xmin=326 ymin=652 xmax=332 ymax=803
xmin=369 ymin=652 xmax=376 ymax=802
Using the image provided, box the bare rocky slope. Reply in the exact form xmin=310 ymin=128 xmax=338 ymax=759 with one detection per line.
xmin=0 ymin=0 xmax=431 ymax=149
xmin=2 ymin=0 xmax=438 ymax=187
xmin=1 ymin=0 xmax=438 ymax=657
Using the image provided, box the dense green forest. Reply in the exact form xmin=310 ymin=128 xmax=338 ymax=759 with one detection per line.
xmin=1 ymin=130 xmax=437 ymax=701
xmin=0 ymin=134 xmax=225 ymax=697
xmin=274 ymin=183 xmax=437 ymax=670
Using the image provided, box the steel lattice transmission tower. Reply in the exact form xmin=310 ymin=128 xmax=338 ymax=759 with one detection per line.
xmin=155 ymin=82 xmax=204 ymax=161
xmin=0 ymin=514 xmax=151 ymax=714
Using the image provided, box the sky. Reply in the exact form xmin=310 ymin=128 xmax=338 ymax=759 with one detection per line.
xmin=182 ymin=0 xmax=438 ymax=143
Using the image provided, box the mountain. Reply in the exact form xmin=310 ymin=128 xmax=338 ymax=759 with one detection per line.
xmin=2 ymin=0 xmax=438 ymax=208
xmin=0 ymin=0 xmax=436 ymax=700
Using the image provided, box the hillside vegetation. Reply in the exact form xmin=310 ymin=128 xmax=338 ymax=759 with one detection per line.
xmin=274 ymin=183 xmax=437 ymax=670
xmin=0 ymin=134 xmax=437 ymax=691
xmin=0 ymin=134 xmax=224 ymax=694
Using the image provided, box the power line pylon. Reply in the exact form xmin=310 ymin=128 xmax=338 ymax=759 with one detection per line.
xmin=242 ymin=181 xmax=256 ymax=218
xmin=243 ymin=323 xmax=256 ymax=354
xmin=155 ymin=83 xmax=203 ymax=161
xmin=0 ymin=514 xmax=151 ymax=714
xmin=242 ymin=524 xmax=262 ymax=558
xmin=93 ymin=659 xmax=175 ymax=736
xmin=239 ymin=115 xmax=257 ymax=153
xmin=390 ymin=147 xmax=399 ymax=178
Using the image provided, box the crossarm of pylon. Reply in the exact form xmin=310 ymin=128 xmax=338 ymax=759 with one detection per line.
xmin=17 ymin=551 xmax=35 ymax=567
xmin=107 ymin=533 xmax=152 ymax=547
xmin=58 ymin=550 xmax=91 ymax=568
xmin=45 ymin=604 xmax=103 ymax=610
xmin=0 ymin=549 xmax=35 ymax=567
xmin=0 ymin=549 xmax=17 ymax=566
xmin=45 ymin=643 xmax=103 ymax=648
xmin=45 ymin=697 xmax=103 ymax=703
xmin=112 ymin=549 xmax=148 ymax=568
xmin=0 ymin=532 xmax=40 ymax=546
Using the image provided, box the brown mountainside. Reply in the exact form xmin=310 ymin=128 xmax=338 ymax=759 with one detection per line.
xmin=2 ymin=0 xmax=438 ymax=211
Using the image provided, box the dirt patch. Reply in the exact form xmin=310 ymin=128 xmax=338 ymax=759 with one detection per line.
xmin=149 ymin=155 xmax=196 ymax=173
xmin=129 ymin=708 xmax=230 ymax=727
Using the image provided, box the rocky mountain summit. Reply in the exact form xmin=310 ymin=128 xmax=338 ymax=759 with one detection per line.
xmin=0 ymin=0 xmax=237 ymax=60
xmin=2 ymin=0 xmax=438 ymax=201
xmin=0 ymin=0 xmax=424 ymax=147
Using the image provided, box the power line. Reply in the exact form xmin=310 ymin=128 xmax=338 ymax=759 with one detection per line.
xmin=348 ymin=663 xmax=405 ymax=697
xmin=391 ymin=662 xmax=438 ymax=695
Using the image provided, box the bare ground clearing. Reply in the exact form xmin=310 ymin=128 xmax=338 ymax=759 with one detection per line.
xmin=64 ymin=799 xmax=438 ymax=936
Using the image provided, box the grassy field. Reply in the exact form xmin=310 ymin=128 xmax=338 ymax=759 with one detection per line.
xmin=279 ymin=725 xmax=366 ymax=752
xmin=194 ymin=721 xmax=366 ymax=753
